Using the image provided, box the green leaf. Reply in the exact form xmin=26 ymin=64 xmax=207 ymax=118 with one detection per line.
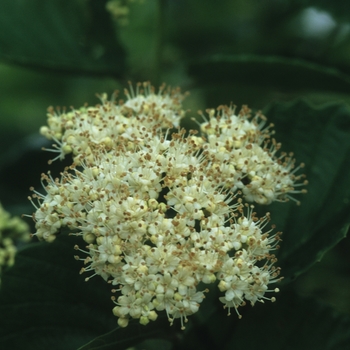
xmin=0 ymin=0 xmax=125 ymax=77
xmin=0 ymin=235 xmax=116 ymax=350
xmin=189 ymin=55 xmax=350 ymax=94
xmin=182 ymin=287 xmax=350 ymax=350
xmin=131 ymin=338 xmax=173 ymax=350
xmin=227 ymin=287 xmax=350 ymax=350
xmin=261 ymin=99 xmax=350 ymax=282
xmin=77 ymin=320 xmax=170 ymax=350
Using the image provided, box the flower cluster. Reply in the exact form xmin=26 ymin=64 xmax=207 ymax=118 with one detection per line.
xmin=29 ymin=82 xmax=306 ymax=329
xmin=0 ymin=203 xmax=30 ymax=285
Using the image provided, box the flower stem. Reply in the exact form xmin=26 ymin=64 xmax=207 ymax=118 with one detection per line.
xmin=154 ymin=0 xmax=166 ymax=86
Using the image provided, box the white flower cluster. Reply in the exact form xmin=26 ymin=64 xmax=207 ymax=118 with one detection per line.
xmin=29 ymin=82 xmax=306 ymax=329
xmin=39 ymin=83 xmax=185 ymax=165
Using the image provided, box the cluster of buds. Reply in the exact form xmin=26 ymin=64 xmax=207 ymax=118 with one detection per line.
xmin=29 ymin=82 xmax=306 ymax=329
xmin=0 ymin=203 xmax=30 ymax=285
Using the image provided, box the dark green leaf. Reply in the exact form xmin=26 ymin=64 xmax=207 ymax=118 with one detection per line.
xmin=227 ymin=287 xmax=350 ymax=350
xmin=0 ymin=235 xmax=116 ymax=350
xmin=182 ymin=287 xmax=350 ymax=350
xmin=132 ymin=338 xmax=173 ymax=350
xmin=77 ymin=318 xmax=170 ymax=350
xmin=262 ymin=100 xmax=350 ymax=282
xmin=189 ymin=55 xmax=350 ymax=94
xmin=0 ymin=0 xmax=125 ymax=77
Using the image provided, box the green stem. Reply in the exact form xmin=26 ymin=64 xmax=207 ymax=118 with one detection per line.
xmin=154 ymin=0 xmax=166 ymax=86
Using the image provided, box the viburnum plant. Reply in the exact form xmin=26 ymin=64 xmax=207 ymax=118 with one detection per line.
xmin=28 ymin=82 xmax=306 ymax=329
